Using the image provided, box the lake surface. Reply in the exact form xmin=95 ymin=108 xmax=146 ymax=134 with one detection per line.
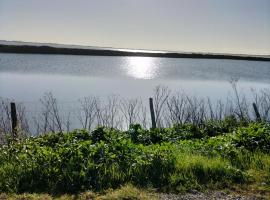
xmin=0 ymin=53 xmax=269 ymax=102
xmin=0 ymin=53 xmax=269 ymax=132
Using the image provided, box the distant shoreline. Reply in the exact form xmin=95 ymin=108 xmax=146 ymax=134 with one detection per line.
xmin=0 ymin=44 xmax=270 ymax=61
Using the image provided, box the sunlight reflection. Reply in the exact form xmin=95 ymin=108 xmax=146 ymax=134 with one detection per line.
xmin=125 ymin=57 xmax=158 ymax=79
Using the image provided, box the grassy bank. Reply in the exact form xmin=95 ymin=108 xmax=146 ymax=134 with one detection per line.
xmin=0 ymin=119 xmax=269 ymax=197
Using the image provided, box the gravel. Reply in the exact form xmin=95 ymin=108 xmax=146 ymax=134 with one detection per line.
xmin=158 ymin=191 xmax=268 ymax=200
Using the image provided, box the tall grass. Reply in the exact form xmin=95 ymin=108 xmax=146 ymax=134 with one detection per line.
xmin=170 ymin=154 xmax=246 ymax=192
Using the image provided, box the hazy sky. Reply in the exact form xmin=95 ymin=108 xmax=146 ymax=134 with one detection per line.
xmin=0 ymin=0 xmax=269 ymax=55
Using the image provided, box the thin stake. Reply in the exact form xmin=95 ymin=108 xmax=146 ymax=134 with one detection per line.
xmin=10 ymin=102 xmax=18 ymax=139
xmin=252 ymin=103 xmax=261 ymax=122
xmin=149 ymin=98 xmax=156 ymax=128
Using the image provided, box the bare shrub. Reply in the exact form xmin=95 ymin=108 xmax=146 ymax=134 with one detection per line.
xmin=185 ymin=96 xmax=206 ymax=125
xmin=230 ymin=78 xmax=250 ymax=121
xmin=96 ymin=95 xmax=122 ymax=129
xmin=1 ymin=84 xmax=269 ymax=136
xmin=120 ymin=98 xmax=143 ymax=129
xmin=33 ymin=92 xmax=71 ymax=134
xmin=166 ymin=91 xmax=188 ymax=125
xmin=153 ymin=85 xmax=171 ymax=127
xmin=77 ymin=96 xmax=98 ymax=131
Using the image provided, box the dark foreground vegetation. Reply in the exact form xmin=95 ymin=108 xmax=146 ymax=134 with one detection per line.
xmin=0 ymin=119 xmax=269 ymax=197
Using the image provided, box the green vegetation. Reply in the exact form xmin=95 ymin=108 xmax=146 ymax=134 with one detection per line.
xmin=0 ymin=119 xmax=269 ymax=197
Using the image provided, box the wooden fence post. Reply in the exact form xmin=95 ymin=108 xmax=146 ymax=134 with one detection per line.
xmin=10 ymin=102 xmax=18 ymax=139
xmin=252 ymin=103 xmax=261 ymax=122
xmin=149 ymin=98 xmax=156 ymax=129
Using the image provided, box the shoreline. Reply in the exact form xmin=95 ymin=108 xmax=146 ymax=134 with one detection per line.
xmin=1 ymin=44 xmax=270 ymax=61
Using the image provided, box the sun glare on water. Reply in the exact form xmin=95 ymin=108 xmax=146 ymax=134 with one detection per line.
xmin=125 ymin=57 xmax=158 ymax=79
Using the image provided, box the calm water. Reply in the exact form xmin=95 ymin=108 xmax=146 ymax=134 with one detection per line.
xmin=0 ymin=53 xmax=269 ymax=101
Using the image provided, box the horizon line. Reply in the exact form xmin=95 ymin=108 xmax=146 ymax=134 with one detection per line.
xmin=1 ymin=39 xmax=270 ymax=58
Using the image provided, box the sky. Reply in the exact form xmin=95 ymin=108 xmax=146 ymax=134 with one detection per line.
xmin=0 ymin=0 xmax=270 ymax=55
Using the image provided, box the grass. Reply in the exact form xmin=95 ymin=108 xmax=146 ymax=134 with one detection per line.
xmin=1 ymin=184 xmax=269 ymax=199
xmin=0 ymin=185 xmax=157 ymax=200
xmin=170 ymin=153 xmax=245 ymax=192
xmin=0 ymin=120 xmax=269 ymax=198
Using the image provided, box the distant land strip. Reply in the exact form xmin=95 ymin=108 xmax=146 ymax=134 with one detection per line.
xmin=0 ymin=44 xmax=270 ymax=61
